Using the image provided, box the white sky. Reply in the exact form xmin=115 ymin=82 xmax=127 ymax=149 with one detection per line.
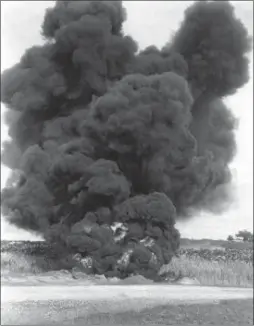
xmin=1 ymin=1 xmax=253 ymax=240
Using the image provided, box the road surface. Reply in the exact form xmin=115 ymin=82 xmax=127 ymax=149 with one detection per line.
xmin=2 ymin=285 xmax=253 ymax=325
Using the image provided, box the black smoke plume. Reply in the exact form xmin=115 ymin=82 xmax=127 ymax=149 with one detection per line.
xmin=1 ymin=1 xmax=251 ymax=279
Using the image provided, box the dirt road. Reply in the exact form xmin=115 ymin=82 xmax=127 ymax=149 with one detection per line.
xmin=2 ymin=285 xmax=253 ymax=325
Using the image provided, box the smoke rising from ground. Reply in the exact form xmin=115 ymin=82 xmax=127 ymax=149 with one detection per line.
xmin=1 ymin=1 xmax=251 ymax=279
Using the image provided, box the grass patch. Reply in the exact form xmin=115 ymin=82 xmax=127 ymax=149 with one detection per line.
xmin=85 ymin=299 xmax=253 ymax=326
xmin=180 ymin=238 xmax=253 ymax=250
xmin=1 ymin=252 xmax=43 ymax=275
xmin=3 ymin=299 xmax=253 ymax=325
xmin=161 ymin=256 xmax=253 ymax=287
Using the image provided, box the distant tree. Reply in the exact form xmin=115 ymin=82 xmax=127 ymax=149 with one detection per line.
xmin=235 ymin=230 xmax=253 ymax=242
xmin=227 ymin=235 xmax=234 ymax=241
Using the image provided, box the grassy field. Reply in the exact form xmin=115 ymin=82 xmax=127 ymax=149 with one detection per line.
xmin=2 ymin=238 xmax=253 ymax=253
xmin=180 ymin=238 xmax=253 ymax=250
xmin=161 ymin=256 xmax=253 ymax=288
xmin=2 ymin=251 xmax=253 ymax=288
xmin=1 ymin=240 xmax=253 ymax=288
xmin=3 ymin=299 xmax=253 ymax=325
xmin=84 ymin=299 xmax=253 ymax=325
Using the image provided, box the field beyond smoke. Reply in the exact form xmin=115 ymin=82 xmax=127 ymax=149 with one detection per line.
xmin=2 ymin=240 xmax=253 ymax=288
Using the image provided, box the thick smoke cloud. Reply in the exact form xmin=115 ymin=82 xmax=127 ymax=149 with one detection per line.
xmin=1 ymin=1 xmax=251 ymax=279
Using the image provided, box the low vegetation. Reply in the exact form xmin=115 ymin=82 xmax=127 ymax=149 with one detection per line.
xmin=162 ymin=243 xmax=253 ymax=288
xmin=85 ymin=299 xmax=253 ymax=326
xmin=1 ymin=239 xmax=253 ymax=288
xmin=162 ymin=255 xmax=253 ymax=288
xmin=178 ymin=248 xmax=253 ymax=263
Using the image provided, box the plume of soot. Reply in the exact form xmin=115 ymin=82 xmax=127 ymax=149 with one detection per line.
xmin=1 ymin=1 xmax=251 ymax=279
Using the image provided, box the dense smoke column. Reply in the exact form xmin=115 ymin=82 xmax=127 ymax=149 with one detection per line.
xmin=1 ymin=1 xmax=251 ymax=279
xmin=168 ymin=0 xmax=251 ymax=213
xmin=171 ymin=0 xmax=251 ymax=155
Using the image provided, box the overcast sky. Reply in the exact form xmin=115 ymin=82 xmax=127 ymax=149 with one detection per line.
xmin=1 ymin=1 xmax=253 ymax=240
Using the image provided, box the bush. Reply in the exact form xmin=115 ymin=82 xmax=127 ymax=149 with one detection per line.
xmin=178 ymin=248 xmax=253 ymax=263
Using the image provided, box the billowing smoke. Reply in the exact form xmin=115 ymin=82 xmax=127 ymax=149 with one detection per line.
xmin=1 ymin=1 xmax=251 ymax=279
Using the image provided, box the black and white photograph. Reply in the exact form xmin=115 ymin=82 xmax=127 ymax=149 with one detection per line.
xmin=1 ymin=1 xmax=253 ymax=325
